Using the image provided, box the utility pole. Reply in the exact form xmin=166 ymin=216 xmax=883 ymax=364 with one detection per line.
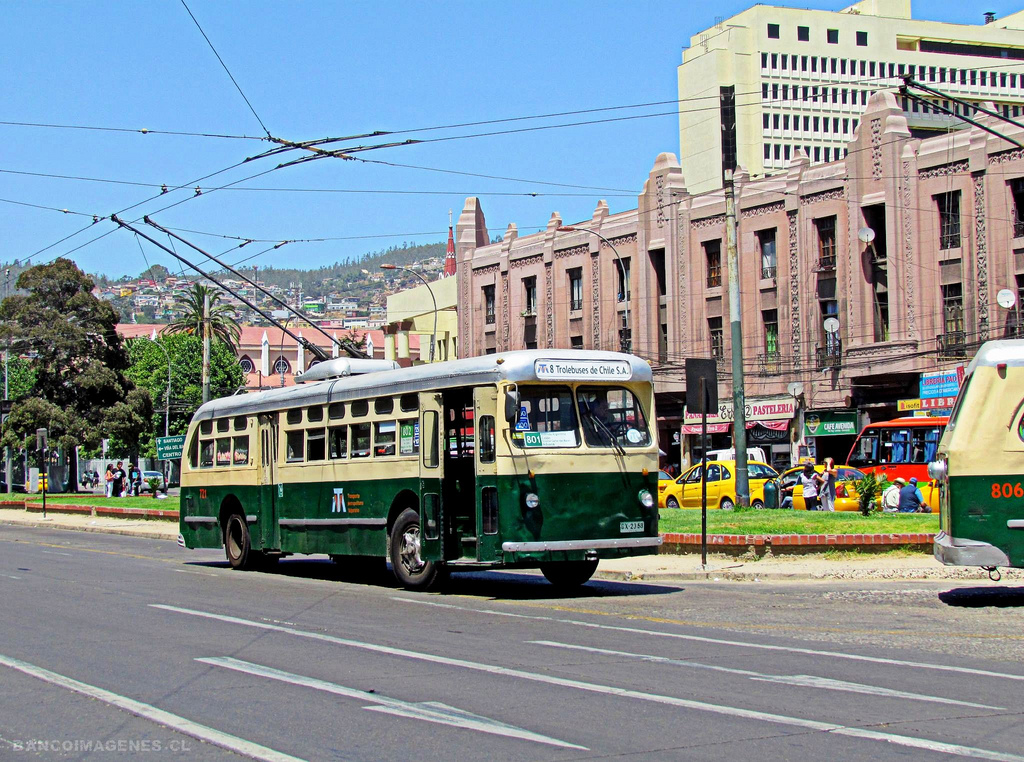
xmin=4 ymin=268 xmax=10 ymax=494
xmin=721 ymin=85 xmax=749 ymax=506
xmin=202 ymin=291 xmax=211 ymax=404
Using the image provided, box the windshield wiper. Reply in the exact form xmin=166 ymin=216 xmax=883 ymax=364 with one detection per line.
xmin=580 ymin=406 xmax=625 ymax=456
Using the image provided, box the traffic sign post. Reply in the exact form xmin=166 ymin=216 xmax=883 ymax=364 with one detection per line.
xmin=156 ymin=434 xmax=186 ymax=461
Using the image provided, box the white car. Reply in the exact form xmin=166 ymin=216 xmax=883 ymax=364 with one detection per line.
xmin=141 ymin=471 xmax=168 ymax=494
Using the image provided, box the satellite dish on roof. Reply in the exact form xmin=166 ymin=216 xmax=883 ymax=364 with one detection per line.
xmin=997 ymin=288 xmax=1017 ymax=309
xmin=823 ymin=317 xmax=841 ymax=334
xmin=857 ymin=227 xmax=876 ymax=243
xmin=787 ymin=382 xmax=804 ymax=397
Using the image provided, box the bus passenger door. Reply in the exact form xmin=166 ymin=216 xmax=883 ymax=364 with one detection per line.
xmin=418 ymin=393 xmax=444 ymax=562
xmin=257 ymin=414 xmax=280 ymax=550
xmin=474 ymin=387 xmax=500 ymax=562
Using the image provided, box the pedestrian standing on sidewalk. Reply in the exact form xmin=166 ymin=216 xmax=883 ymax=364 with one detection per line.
xmin=819 ymin=457 xmax=838 ymax=512
xmin=104 ymin=464 xmax=115 ymax=497
xmin=785 ymin=462 xmax=821 ymax=510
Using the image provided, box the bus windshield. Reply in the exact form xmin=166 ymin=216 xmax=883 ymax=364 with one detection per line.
xmin=511 ymin=385 xmax=580 ymax=448
xmin=577 ymin=386 xmax=651 ymax=448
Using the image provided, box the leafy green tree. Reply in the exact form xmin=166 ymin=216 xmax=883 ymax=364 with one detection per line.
xmin=125 ymin=333 xmax=244 ymax=458
xmin=166 ymin=283 xmax=241 ymax=352
xmin=0 ymin=259 xmax=153 ymax=486
xmin=2 ymin=355 xmax=35 ymax=400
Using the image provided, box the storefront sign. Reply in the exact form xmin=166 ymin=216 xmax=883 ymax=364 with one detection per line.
xmin=747 ymin=423 xmax=789 ymax=443
xmin=683 ymin=396 xmax=795 ymax=426
xmin=803 ymin=411 xmax=857 ymax=437
xmin=920 ymin=368 xmax=962 ymax=398
xmin=898 ymin=396 xmax=957 ymax=412
xmin=534 ymin=359 xmax=631 ymax=381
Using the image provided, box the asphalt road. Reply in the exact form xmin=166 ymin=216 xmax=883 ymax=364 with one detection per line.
xmin=1 ymin=524 xmax=1023 ymax=761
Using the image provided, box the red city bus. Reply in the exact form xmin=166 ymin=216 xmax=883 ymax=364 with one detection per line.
xmin=845 ymin=416 xmax=948 ymax=483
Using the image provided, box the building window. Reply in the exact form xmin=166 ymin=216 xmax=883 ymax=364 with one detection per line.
xmin=238 ymin=356 xmax=254 ymax=374
xmin=819 ymin=298 xmax=840 ymax=365
xmin=827 ymin=29 xmax=839 ymax=44
xmin=568 ymin=268 xmax=583 ymax=311
xmin=762 ymin=309 xmax=780 ymax=372
xmin=570 ymin=335 xmax=584 ymax=349
xmin=815 ymin=216 xmax=837 ymax=269
xmin=797 ymin=25 xmax=809 ymax=41
xmin=273 ymin=357 xmax=290 ymax=374
xmin=757 ymin=228 xmax=777 ymax=279
xmin=936 ymin=191 xmax=961 ymax=250
xmin=942 ymin=283 xmax=964 ymax=336
xmin=616 ymin=259 xmax=631 ymax=303
xmin=767 ymin=23 xmax=780 ymax=38
xmin=1011 ymin=178 xmax=1024 ymax=238
xmin=523 ymin=277 xmax=537 ymax=316
xmin=704 ymin=240 xmax=722 ymax=287
xmin=483 ymin=284 xmax=495 ymax=324
xmin=708 ymin=317 xmax=724 ymax=359
xmin=856 ymin=31 xmax=868 ymax=46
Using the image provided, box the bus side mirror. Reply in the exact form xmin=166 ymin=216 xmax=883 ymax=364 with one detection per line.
xmin=504 ymin=385 xmax=520 ymax=424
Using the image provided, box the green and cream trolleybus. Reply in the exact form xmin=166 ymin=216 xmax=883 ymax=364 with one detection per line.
xmin=931 ymin=339 xmax=1024 ymax=570
xmin=178 ymin=350 xmax=662 ymax=589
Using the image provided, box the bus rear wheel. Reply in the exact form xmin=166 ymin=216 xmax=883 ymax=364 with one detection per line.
xmin=390 ymin=508 xmax=445 ymax=590
xmin=224 ymin=513 xmax=255 ymax=570
xmin=540 ymin=560 xmax=598 ymax=588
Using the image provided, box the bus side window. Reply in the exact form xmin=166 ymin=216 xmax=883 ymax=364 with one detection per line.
xmin=286 ymin=409 xmax=302 ymax=425
xmin=329 ymin=426 xmax=348 ymax=459
xmin=375 ymin=421 xmax=396 ymax=456
xmin=307 ymin=428 xmax=326 ymax=461
xmin=200 ymin=440 xmax=214 ymax=468
xmin=423 ymin=410 xmax=439 ymax=468
xmin=351 ymin=423 xmax=371 ymax=458
xmin=216 ymin=438 xmax=231 ymax=466
xmin=399 ymin=419 xmax=419 ymax=456
xmin=200 ymin=420 xmax=213 ymax=436
xmin=187 ymin=431 xmax=199 ymax=468
xmin=233 ymin=436 xmax=249 ymax=465
xmin=217 ymin=419 xmax=230 ymax=433
xmin=479 ymin=415 xmax=495 ymax=463
xmin=286 ymin=430 xmax=304 ymax=462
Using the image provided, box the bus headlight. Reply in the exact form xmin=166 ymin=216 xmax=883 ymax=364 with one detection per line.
xmin=928 ymin=459 xmax=947 ymax=481
xmin=638 ymin=489 xmax=655 ymax=509
xmin=524 ymin=492 xmax=540 ymax=509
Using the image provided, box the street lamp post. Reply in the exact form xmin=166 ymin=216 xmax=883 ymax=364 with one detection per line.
xmin=380 ymin=264 xmax=437 ymax=363
xmin=141 ymin=335 xmax=172 ymax=438
xmin=557 ymin=226 xmax=630 ymax=353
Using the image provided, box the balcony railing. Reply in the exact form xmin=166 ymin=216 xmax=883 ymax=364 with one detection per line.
xmin=817 ymin=254 xmax=836 ymax=270
xmin=936 ymin=331 xmax=968 ymax=359
xmin=758 ymin=351 xmax=782 ymax=375
xmin=485 ymin=311 xmax=495 ymax=325
xmin=815 ymin=344 xmax=842 ymax=370
xmin=761 ymin=265 xmax=777 ymax=280
xmin=569 ymin=298 xmax=583 ymax=311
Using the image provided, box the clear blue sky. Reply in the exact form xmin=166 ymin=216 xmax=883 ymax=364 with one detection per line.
xmin=1 ymin=0 xmax=1015 ymax=278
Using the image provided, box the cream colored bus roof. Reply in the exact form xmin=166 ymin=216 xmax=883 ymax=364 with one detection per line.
xmin=966 ymin=339 xmax=1024 ymax=374
xmin=193 ymin=350 xmax=653 ymax=422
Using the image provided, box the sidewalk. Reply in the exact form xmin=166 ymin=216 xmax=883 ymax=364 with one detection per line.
xmin=2 ymin=506 xmax=1019 ymax=582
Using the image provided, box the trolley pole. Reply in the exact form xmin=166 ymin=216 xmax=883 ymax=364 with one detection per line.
xmin=202 ymin=291 xmax=211 ymax=404
xmin=721 ymin=85 xmax=749 ymax=506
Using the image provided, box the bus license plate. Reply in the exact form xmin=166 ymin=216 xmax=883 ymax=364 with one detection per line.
xmin=620 ymin=520 xmax=644 ymax=533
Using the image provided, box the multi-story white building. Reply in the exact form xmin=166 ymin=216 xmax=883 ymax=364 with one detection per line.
xmin=679 ymin=0 xmax=1024 ymax=193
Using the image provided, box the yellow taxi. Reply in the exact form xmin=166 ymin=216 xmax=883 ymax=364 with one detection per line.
xmin=662 ymin=460 xmax=779 ymax=510
xmin=777 ymin=465 xmax=867 ymax=511
xmin=657 ymin=470 xmax=675 ymax=509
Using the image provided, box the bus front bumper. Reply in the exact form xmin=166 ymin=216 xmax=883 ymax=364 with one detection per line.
xmin=933 ymin=531 xmax=1010 ymax=568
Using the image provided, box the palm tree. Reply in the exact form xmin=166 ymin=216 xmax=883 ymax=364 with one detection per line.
xmin=166 ymin=284 xmax=241 ymax=352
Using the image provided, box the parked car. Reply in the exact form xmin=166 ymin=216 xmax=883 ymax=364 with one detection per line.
xmin=662 ymin=460 xmax=779 ymax=510
xmin=140 ymin=470 xmax=168 ymax=494
xmin=657 ymin=470 xmax=675 ymax=509
xmin=777 ymin=465 xmax=867 ymax=510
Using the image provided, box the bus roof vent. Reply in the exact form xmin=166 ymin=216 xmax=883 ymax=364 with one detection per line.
xmin=295 ymin=358 xmax=401 ymax=384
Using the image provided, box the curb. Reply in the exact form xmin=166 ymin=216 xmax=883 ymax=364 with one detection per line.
xmin=660 ymin=532 xmax=934 ymax=556
xmin=17 ymin=501 xmax=179 ymax=521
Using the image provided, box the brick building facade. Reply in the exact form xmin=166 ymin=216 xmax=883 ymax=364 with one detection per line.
xmin=455 ymin=92 xmax=1024 ymax=471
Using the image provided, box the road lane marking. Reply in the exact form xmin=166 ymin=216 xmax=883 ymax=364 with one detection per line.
xmin=0 ymin=652 xmax=307 ymax=762
xmin=198 ymin=656 xmax=586 ymax=750
xmin=531 ymin=641 xmax=1003 ymax=710
xmin=41 ymin=550 xmax=71 ymax=556
xmin=395 ymin=597 xmax=1024 ymax=683
xmin=173 ymin=569 xmax=218 ymax=577
xmin=3 ymin=575 xmax=20 ymax=580
xmin=152 ymin=604 xmax=1024 ymax=762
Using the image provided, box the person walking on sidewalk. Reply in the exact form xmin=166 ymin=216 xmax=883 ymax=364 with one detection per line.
xmin=785 ymin=462 xmax=822 ymax=510
xmin=819 ymin=457 xmax=838 ymax=512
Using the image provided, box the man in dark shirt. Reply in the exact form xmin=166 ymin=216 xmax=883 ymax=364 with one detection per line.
xmin=112 ymin=461 xmax=126 ymax=497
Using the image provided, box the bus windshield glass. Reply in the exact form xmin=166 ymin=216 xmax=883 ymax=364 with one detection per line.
xmin=577 ymin=386 xmax=651 ymax=448
xmin=848 ymin=425 xmax=941 ymax=466
xmin=945 ymin=372 xmax=972 ymax=432
xmin=511 ymin=386 xmax=579 ymax=448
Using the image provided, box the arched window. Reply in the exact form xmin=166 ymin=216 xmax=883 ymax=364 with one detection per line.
xmin=238 ymin=356 xmax=254 ymax=374
xmin=273 ymin=357 xmax=290 ymax=374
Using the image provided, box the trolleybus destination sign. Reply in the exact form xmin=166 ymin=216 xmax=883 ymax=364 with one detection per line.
xmin=534 ymin=359 xmax=632 ymax=381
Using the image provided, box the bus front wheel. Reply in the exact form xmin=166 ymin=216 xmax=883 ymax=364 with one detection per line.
xmin=540 ymin=560 xmax=598 ymax=588
xmin=390 ymin=509 xmax=445 ymax=590
xmin=224 ymin=513 xmax=255 ymax=570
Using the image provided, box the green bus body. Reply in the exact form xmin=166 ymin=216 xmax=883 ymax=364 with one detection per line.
xmin=932 ymin=339 xmax=1024 ymax=569
xmin=178 ymin=351 xmax=661 ymax=587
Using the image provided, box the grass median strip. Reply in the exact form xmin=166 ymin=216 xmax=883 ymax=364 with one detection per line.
xmin=23 ymin=495 xmax=180 ymax=510
xmin=658 ymin=509 xmax=939 ymax=535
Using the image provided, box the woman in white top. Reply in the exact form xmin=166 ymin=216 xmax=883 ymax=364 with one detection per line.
xmin=786 ymin=463 xmax=821 ymax=510
xmin=819 ymin=458 xmax=838 ymax=512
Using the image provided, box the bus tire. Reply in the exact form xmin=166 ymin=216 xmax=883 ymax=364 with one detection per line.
xmin=224 ymin=513 xmax=255 ymax=570
xmin=390 ymin=508 xmax=445 ymax=590
xmin=540 ymin=560 xmax=598 ymax=588
xmin=666 ymin=496 xmax=680 ymax=510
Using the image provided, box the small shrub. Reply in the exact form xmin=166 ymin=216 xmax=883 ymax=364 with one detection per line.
xmin=856 ymin=473 xmax=881 ymax=516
